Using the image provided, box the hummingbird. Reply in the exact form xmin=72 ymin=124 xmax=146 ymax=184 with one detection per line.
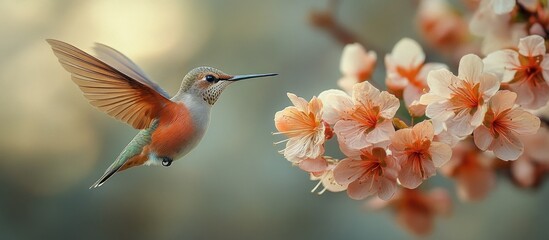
xmin=46 ymin=39 xmax=277 ymax=188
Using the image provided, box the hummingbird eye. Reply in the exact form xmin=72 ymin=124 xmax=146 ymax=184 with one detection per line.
xmin=205 ymin=74 xmax=218 ymax=83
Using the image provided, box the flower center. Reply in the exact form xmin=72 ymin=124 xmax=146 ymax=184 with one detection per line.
xmin=404 ymin=139 xmax=432 ymax=178
xmin=360 ymin=161 xmax=383 ymax=178
xmin=348 ymin=102 xmax=383 ymax=129
xmin=449 ymin=81 xmax=482 ymax=112
xmin=407 ymin=140 xmax=431 ymax=159
xmin=359 ymin=147 xmax=387 ymax=177
xmin=274 ymin=109 xmax=322 ymax=138
xmin=484 ymin=108 xmax=512 ymax=138
xmin=514 ymin=55 xmax=544 ymax=86
xmin=396 ymin=65 xmax=425 ymax=88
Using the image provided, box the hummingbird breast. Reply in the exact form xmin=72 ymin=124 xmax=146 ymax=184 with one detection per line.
xmin=149 ymin=100 xmax=209 ymax=160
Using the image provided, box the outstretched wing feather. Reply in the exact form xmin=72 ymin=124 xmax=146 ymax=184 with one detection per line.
xmin=93 ymin=42 xmax=170 ymax=98
xmin=47 ymin=39 xmax=172 ymax=129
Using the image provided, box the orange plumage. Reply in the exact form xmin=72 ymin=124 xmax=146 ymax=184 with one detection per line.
xmin=150 ymin=103 xmax=195 ymax=158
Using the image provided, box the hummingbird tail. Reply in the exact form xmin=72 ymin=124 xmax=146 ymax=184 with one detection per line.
xmin=89 ymin=165 xmax=123 ymax=189
xmin=89 ymin=126 xmax=155 ymax=189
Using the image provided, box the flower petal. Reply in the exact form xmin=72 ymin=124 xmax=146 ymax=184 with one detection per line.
xmin=430 ymin=142 xmax=452 ymax=167
xmin=397 ymin=201 xmax=434 ymax=236
xmin=398 ymin=159 xmax=435 ymax=189
xmin=491 ymin=132 xmax=524 ymax=160
xmin=541 ymin=56 xmax=549 ymax=85
xmin=298 ymin=157 xmax=328 ymax=172
xmin=428 ymin=188 xmax=452 ymax=215
xmin=456 ymin=163 xmax=495 ymax=201
xmin=425 ymin=101 xmax=454 ymax=121
xmin=479 ymin=73 xmax=500 ymax=99
xmin=274 ymin=107 xmax=310 ymax=136
xmin=365 ymin=120 xmax=396 ymax=144
xmin=470 ymin=104 xmax=488 ymax=127
xmin=318 ymin=89 xmax=353 ymax=124
xmin=525 ymin=82 xmax=549 ymax=109
xmin=338 ymin=137 xmax=362 ymax=158
xmin=446 ymin=113 xmax=478 ymax=137
xmin=426 ymin=68 xmax=454 ymax=98
xmin=391 ymin=38 xmax=425 ymax=68
xmin=511 ymin=157 xmax=536 ymax=187
xmin=518 ymin=35 xmax=546 ymax=57
xmin=346 ymin=176 xmax=377 ymax=200
xmin=490 ymin=90 xmax=517 ymax=114
xmin=377 ymin=177 xmax=397 ymax=200
xmin=337 ymin=75 xmax=359 ymax=93
xmin=414 ymin=120 xmax=435 ymax=140
xmin=482 ymin=49 xmax=519 ymax=83
xmin=507 ymin=79 xmax=537 ymax=109
xmin=507 ymin=108 xmax=540 ymax=135
xmin=308 ymin=96 xmax=323 ymax=115
xmin=334 ymin=120 xmax=371 ymax=150
xmin=419 ymin=93 xmax=447 ymax=105
xmin=283 ymin=133 xmax=325 ymax=161
xmin=408 ymin=100 xmax=427 ymax=117
xmin=473 ymin=125 xmax=494 ymax=151
xmin=340 ymin=43 xmax=377 ymax=76
xmin=386 ymin=73 xmax=410 ymax=92
xmin=286 ymin=93 xmax=308 ymax=112
xmin=391 ymin=128 xmax=415 ymax=151
xmin=418 ymin=63 xmax=448 ymax=82
xmin=352 ymin=81 xmax=381 ymax=104
xmin=435 ymin=129 xmax=464 ymax=147
xmin=377 ymin=91 xmax=401 ymax=118
xmin=333 ymin=159 xmax=365 ymax=185
xmin=403 ymin=85 xmax=424 ymax=108
xmin=458 ymin=54 xmax=484 ymax=83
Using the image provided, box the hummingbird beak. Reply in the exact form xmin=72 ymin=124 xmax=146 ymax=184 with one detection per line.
xmin=226 ymin=73 xmax=278 ymax=81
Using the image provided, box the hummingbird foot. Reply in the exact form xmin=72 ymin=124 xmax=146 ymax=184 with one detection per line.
xmin=161 ymin=157 xmax=173 ymax=167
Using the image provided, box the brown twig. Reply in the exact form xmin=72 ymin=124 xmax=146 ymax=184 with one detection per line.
xmin=309 ymin=0 xmax=384 ymax=90
xmin=309 ymin=0 xmax=363 ymax=46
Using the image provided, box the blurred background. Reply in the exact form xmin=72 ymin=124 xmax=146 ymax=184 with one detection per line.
xmin=1 ymin=0 xmax=548 ymax=239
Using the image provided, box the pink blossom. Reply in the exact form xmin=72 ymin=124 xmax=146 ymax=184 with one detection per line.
xmin=473 ymin=90 xmax=540 ymax=160
xmin=338 ymin=43 xmax=377 ymax=93
xmin=483 ymin=35 xmax=549 ymax=109
xmin=274 ymin=93 xmax=331 ymax=169
xmin=419 ymin=54 xmax=500 ymax=138
xmin=440 ymin=139 xmax=496 ymax=201
xmin=385 ymin=38 xmax=447 ymax=116
xmin=366 ymin=188 xmax=452 ymax=236
xmin=318 ymin=81 xmax=400 ymax=150
xmin=333 ymin=147 xmax=400 ymax=200
xmin=390 ymin=121 xmax=453 ymax=188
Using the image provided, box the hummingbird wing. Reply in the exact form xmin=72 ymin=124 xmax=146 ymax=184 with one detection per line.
xmin=47 ymin=39 xmax=172 ymax=129
xmin=92 ymin=43 xmax=170 ymax=98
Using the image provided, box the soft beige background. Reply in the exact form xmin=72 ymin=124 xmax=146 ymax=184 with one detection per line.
xmin=0 ymin=0 xmax=547 ymax=239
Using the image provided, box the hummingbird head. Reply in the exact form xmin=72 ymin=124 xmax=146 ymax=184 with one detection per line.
xmin=178 ymin=66 xmax=277 ymax=105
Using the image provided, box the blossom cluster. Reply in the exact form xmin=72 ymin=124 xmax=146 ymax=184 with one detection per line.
xmin=276 ymin=0 xmax=549 ymax=236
